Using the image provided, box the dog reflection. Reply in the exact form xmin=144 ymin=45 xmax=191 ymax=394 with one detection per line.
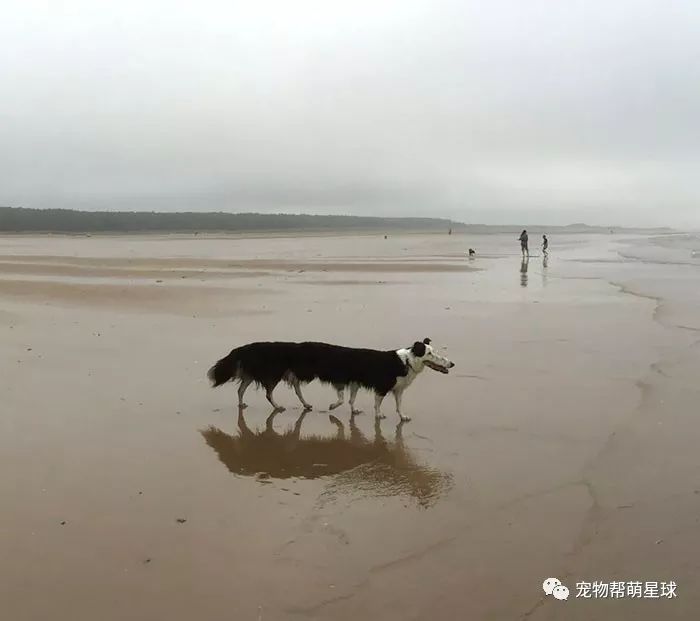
xmin=200 ymin=408 xmax=452 ymax=507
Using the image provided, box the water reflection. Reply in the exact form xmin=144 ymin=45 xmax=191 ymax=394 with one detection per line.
xmin=520 ymin=257 xmax=529 ymax=287
xmin=201 ymin=408 xmax=452 ymax=507
xmin=542 ymin=254 xmax=548 ymax=286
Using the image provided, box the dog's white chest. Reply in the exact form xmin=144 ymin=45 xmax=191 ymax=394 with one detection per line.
xmin=393 ymin=349 xmax=419 ymax=392
xmin=393 ymin=372 xmax=416 ymax=391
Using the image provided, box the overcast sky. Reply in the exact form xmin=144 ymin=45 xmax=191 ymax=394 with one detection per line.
xmin=2 ymin=1 xmax=699 ymax=226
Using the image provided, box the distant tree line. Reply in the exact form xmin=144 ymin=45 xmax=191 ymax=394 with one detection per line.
xmin=0 ymin=207 xmax=463 ymax=233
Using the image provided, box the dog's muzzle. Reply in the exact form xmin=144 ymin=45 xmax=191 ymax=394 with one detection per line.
xmin=424 ymin=360 xmax=455 ymax=374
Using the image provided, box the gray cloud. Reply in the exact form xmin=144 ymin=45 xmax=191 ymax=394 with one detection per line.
xmin=2 ymin=0 xmax=699 ymax=226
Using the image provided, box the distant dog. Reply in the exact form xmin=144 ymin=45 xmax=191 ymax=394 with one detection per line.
xmin=207 ymin=338 xmax=454 ymax=421
xmin=468 ymin=248 xmax=476 ymax=257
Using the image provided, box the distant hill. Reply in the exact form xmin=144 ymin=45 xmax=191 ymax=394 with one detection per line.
xmin=0 ymin=207 xmax=462 ymax=233
xmin=0 ymin=207 xmax=672 ymax=235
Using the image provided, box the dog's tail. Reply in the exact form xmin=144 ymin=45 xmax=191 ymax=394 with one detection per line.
xmin=207 ymin=349 xmax=240 ymax=387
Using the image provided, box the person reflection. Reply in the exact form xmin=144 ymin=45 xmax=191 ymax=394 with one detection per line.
xmin=542 ymin=253 xmax=549 ymax=286
xmin=520 ymin=256 xmax=529 ymax=287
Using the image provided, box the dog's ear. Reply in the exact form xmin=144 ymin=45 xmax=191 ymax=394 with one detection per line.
xmin=422 ymin=337 xmax=431 ymax=345
xmin=411 ymin=341 xmax=427 ymax=357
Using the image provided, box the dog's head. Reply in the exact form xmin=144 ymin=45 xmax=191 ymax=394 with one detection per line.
xmin=408 ymin=338 xmax=455 ymax=374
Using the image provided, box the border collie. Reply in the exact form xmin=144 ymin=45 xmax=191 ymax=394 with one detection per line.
xmin=207 ymin=338 xmax=454 ymax=421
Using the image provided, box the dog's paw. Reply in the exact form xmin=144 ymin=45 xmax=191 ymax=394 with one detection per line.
xmin=239 ymin=403 xmax=248 ymax=409
xmin=328 ymin=402 xmax=342 ymax=411
xmin=399 ymin=415 xmax=412 ymax=422
xmin=303 ymin=404 xmax=313 ymax=411
xmin=351 ymin=409 xmax=363 ymax=415
xmin=375 ymin=413 xmax=386 ymax=419
xmin=275 ymin=406 xmax=286 ymax=413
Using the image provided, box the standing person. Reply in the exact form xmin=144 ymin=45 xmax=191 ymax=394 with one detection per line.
xmin=542 ymin=234 xmax=549 ymax=257
xmin=519 ymin=229 xmax=529 ymax=257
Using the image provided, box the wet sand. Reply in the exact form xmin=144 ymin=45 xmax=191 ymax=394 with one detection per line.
xmin=1 ymin=232 xmax=699 ymax=620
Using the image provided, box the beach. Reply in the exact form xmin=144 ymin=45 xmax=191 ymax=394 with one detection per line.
xmin=2 ymin=231 xmax=699 ymax=620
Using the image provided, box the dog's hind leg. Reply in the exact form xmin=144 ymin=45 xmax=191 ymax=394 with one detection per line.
xmin=393 ymin=388 xmax=410 ymax=422
xmin=265 ymin=381 xmax=285 ymax=412
xmin=348 ymin=383 xmax=362 ymax=415
xmin=328 ymin=384 xmax=345 ymax=411
xmin=291 ymin=379 xmax=312 ymax=411
xmin=237 ymin=377 xmax=252 ymax=409
xmin=374 ymin=393 xmax=386 ymax=419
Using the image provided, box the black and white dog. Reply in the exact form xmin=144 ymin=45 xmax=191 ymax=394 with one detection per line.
xmin=207 ymin=338 xmax=454 ymax=421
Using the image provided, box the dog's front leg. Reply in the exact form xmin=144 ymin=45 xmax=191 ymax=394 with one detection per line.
xmin=393 ymin=388 xmax=410 ymax=422
xmin=374 ymin=393 xmax=386 ymax=419
xmin=292 ymin=379 xmax=312 ymax=410
xmin=348 ymin=383 xmax=362 ymax=415
xmin=328 ymin=385 xmax=345 ymax=410
xmin=265 ymin=383 xmax=285 ymax=412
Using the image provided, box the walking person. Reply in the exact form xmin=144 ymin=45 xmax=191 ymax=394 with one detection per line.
xmin=518 ymin=229 xmax=529 ymax=258
xmin=542 ymin=234 xmax=549 ymax=257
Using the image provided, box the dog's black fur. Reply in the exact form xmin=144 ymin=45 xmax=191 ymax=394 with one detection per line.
xmin=208 ymin=341 xmax=422 ymax=397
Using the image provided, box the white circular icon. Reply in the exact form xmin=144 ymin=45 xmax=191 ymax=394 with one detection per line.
xmin=552 ymin=585 xmax=570 ymax=600
xmin=542 ymin=578 xmax=561 ymax=595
